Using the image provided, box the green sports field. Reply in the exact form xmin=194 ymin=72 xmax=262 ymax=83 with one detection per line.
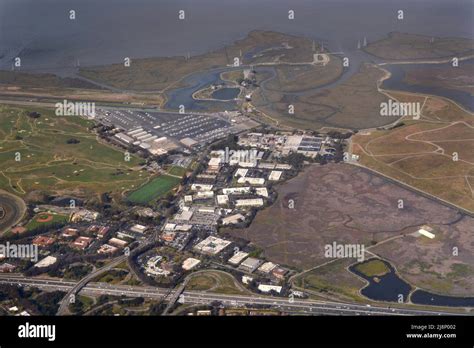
xmin=127 ymin=175 xmax=181 ymax=204
xmin=167 ymin=166 xmax=187 ymax=177
xmin=25 ymin=212 xmax=69 ymax=231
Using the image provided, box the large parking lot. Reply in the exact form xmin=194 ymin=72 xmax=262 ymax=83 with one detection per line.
xmin=95 ymin=109 xmax=242 ymax=146
xmin=160 ymin=113 xmax=233 ymax=143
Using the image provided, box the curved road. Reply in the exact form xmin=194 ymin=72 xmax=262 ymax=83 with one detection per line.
xmin=56 ymin=254 xmax=128 ymax=315
xmin=0 ymin=189 xmax=26 ymax=235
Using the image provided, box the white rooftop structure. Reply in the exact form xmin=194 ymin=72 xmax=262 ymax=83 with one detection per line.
xmin=208 ymin=157 xmax=222 ymax=170
xmin=258 ymin=162 xmax=276 ymax=170
xmin=164 ymin=223 xmax=176 ymax=231
xmin=34 ymin=256 xmax=57 ymax=268
xmin=128 ymin=128 xmax=144 ymax=136
xmin=275 ymin=164 xmax=292 ymax=170
xmin=242 ymin=275 xmax=254 ymax=285
xmin=194 ymin=236 xmax=232 ymax=255
xmin=198 ymin=206 xmax=216 ymax=213
xmin=98 ymin=244 xmax=119 ymax=254
xmin=182 ymin=258 xmax=201 ymax=271
xmin=285 ymin=135 xmax=303 ymax=148
xmin=268 ymin=170 xmax=283 ymax=181
xmin=239 ymin=257 xmax=262 ymax=273
xmin=191 ymin=183 xmax=214 ymax=191
xmin=237 ymin=177 xmax=265 ymax=185
xmin=258 ymin=262 xmax=278 ymax=274
xmin=222 ymin=187 xmax=250 ymax=195
xmin=228 ymin=251 xmax=249 ymax=265
xmin=222 ymin=213 xmax=245 ymax=225
xmin=130 ymin=224 xmax=147 ymax=233
xmin=238 ymin=161 xmax=257 ymax=168
xmin=418 ymin=228 xmax=435 ymax=239
xmin=175 ymin=210 xmax=194 ymax=221
xmin=180 ymin=137 xmax=198 ymax=147
xmin=235 ymin=198 xmax=264 ymax=207
xmin=255 ymin=187 xmax=269 ymax=197
xmin=174 ymin=224 xmax=192 ymax=232
xmin=114 ymin=133 xmax=134 ymax=144
xmin=234 ymin=168 xmax=249 ymax=177
xmin=196 ymin=191 xmax=214 ymax=199
xmin=217 ymin=194 xmax=229 ymax=205
xmin=258 ymin=284 xmax=283 ymax=294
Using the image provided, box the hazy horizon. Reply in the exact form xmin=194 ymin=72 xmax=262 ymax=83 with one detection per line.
xmin=1 ymin=0 xmax=473 ymax=70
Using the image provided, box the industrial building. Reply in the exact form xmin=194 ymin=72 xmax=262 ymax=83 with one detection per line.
xmin=194 ymin=236 xmax=232 ymax=255
xmin=238 ymin=257 xmax=263 ymax=273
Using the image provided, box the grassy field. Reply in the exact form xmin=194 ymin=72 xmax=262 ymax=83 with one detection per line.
xmin=293 ymin=259 xmax=366 ymax=302
xmin=24 ymin=212 xmax=69 ymax=231
xmin=364 ymin=32 xmax=474 ymax=60
xmin=352 ymin=91 xmax=474 ymax=212
xmin=186 ymin=274 xmax=216 ymax=290
xmin=354 ymin=259 xmax=390 ymax=277
xmin=186 ymin=271 xmax=247 ymax=295
xmin=167 ymin=166 xmax=187 ymax=178
xmin=221 ymin=70 xmax=244 ymax=83
xmin=0 ymin=104 xmax=150 ymax=202
xmin=94 ymin=270 xmax=129 ymax=285
xmin=127 ymin=175 xmax=181 ymax=204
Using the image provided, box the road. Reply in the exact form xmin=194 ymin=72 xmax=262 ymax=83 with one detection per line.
xmin=56 ymin=254 xmax=128 ymax=315
xmin=162 ymin=279 xmax=188 ymax=315
xmin=378 ymin=54 xmax=474 ymax=66
xmin=0 ymin=274 xmax=464 ymax=316
xmin=0 ymin=96 xmax=159 ymax=112
xmin=0 ymin=190 xmax=27 ymax=235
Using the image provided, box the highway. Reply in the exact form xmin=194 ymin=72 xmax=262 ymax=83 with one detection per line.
xmin=56 ymin=254 xmax=128 ymax=315
xmin=0 ymin=274 xmax=463 ymax=316
xmin=162 ymin=279 xmax=188 ymax=315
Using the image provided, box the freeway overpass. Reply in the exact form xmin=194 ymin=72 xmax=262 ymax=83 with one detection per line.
xmin=0 ymin=274 xmax=463 ymax=316
xmin=56 ymin=254 xmax=128 ymax=315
